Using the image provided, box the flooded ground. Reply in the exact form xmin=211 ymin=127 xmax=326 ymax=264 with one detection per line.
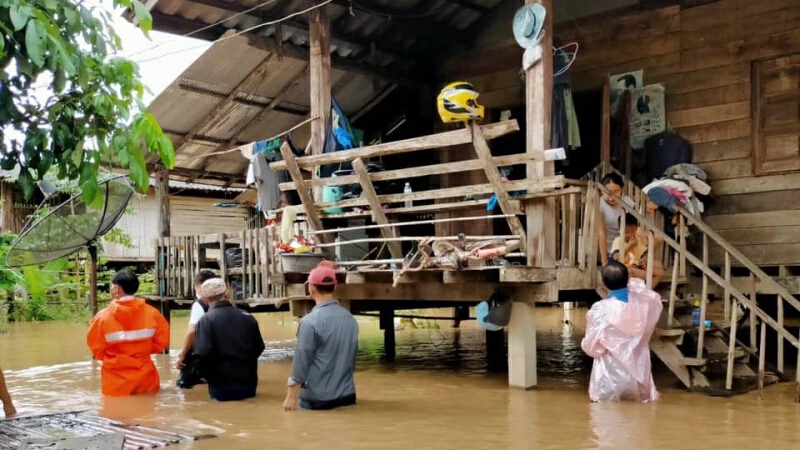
xmin=1 ymin=305 xmax=799 ymax=449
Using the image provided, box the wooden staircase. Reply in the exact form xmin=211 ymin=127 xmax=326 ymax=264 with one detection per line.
xmin=586 ymin=164 xmax=800 ymax=396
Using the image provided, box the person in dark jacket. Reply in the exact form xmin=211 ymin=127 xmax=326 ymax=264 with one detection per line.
xmin=194 ymin=278 xmax=265 ymax=401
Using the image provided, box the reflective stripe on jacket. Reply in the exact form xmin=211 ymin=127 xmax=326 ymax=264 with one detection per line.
xmin=87 ymin=297 xmax=170 ymax=396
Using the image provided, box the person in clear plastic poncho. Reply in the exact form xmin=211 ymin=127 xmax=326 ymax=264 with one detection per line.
xmin=581 ymin=262 xmax=662 ymax=402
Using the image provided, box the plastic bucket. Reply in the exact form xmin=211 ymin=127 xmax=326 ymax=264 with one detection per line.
xmin=323 ymin=171 xmax=345 ymax=214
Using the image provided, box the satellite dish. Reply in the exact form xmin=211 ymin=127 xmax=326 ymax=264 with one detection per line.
xmin=6 ymin=175 xmax=135 ymax=316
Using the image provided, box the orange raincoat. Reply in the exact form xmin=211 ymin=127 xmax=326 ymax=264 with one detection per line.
xmin=87 ymin=297 xmax=170 ymax=396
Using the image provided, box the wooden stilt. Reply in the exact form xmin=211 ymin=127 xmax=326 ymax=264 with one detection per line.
xmin=725 ymin=300 xmax=738 ymax=391
xmin=508 ymin=301 xmax=537 ymax=388
xmin=380 ymin=308 xmax=396 ymax=361
xmin=486 ymin=329 xmax=506 ymax=372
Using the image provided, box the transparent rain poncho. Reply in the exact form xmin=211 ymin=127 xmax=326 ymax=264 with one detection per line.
xmin=581 ymin=278 xmax=663 ymax=402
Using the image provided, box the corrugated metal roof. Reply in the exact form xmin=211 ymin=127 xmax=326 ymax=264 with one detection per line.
xmin=142 ymin=0 xmax=510 ymax=187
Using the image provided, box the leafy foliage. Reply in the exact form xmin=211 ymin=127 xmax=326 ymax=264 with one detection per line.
xmin=0 ymin=0 xmax=175 ymax=203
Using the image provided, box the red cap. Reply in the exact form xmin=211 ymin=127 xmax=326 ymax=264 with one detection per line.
xmin=307 ymin=265 xmax=337 ymax=286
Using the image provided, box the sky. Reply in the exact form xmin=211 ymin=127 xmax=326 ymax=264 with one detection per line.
xmin=96 ymin=0 xmax=210 ymax=104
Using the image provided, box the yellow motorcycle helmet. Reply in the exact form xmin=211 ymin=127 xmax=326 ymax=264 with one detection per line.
xmin=437 ymin=82 xmax=485 ymax=123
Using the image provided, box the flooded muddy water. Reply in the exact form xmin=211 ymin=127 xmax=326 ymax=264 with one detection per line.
xmin=1 ymin=305 xmax=799 ymax=449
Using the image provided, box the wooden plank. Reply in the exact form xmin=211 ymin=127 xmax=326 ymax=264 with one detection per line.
xmin=557 ymin=5 xmax=680 ymax=45
xmin=714 ymin=172 xmax=800 ymax=195
xmin=571 ymin=52 xmax=680 ymax=92
xmin=692 ymin=137 xmax=751 ymax=163
xmin=681 ymin=5 xmax=800 ymax=50
xmin=719 ymin=225 xmax=800 ymax=246
xmin=269 ymin=120 xmax=520 ymax=171
xmin=278 ymin=142 xmax=329 ymax=243
xmin=708 ymin=189 xmax=800 ymax=215
xmin=334 ymin=282 xmax=556 ymax=302
xmin=279 ymin=152 xmax=537 ymax=191
xmin=697 ymin=158 xmax=752 ymax=180
xmin=668 ymin=102 xmax=750 ymax=128
xmin=667 ymin=83 xmax=750 ymax=112
xmin=659 ymin=63 xmax=750 ymax=95
xmin=572 ymin=32 xmax=680 ymax=74
xmin=469 ymin=122 xmax=527 ymax=250
xmin=315 ymin=176 xmax=564 ymax=211
xmin=681 ymin=28 xmax=800 ymax=72
xmin=439 ymin=39 xmax=521 ymax=78
xmin=499 ymin=267 xmax=557 ymax=283
xmin=351 ymin=158 xmax=404 ymax=260
xmin=308 ymin=6 xmax=332 ymax=200
xmin=705 ymin=210 xmax=800 ymax=230
xmin=676 ymin=118 xmax=751 ymax=144
xmin=681 ymin=0 xmax=798 ymax=32
xmin=710 ymin=243 xmax=800 ymax=266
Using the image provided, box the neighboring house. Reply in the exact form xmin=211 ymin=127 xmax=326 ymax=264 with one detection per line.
xmin=0 ymin=175 xmax=255 ymax=263
xmin=103 ymin=179 xmax=254 ymax=262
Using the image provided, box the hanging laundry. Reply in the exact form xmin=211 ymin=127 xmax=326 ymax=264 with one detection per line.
xmin=564 ymin=86 xmax=581 ymax=150
xmin=663 ymin=163 xmax=706 ymax=181
xmin=251 ymin=152 xmax=281 ymax=214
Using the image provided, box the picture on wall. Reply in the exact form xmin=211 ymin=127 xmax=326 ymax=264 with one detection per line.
xmin=609 ymin=70 xmax=643 ymax=115
xmin=629 ymin=84 xmax=666 ymax=149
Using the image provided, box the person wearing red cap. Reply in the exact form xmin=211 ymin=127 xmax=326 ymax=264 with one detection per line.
xmin=283 ymin=263 xmax=359 ymax=411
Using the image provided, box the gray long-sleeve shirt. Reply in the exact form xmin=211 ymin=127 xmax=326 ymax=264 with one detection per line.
xmin=289 ymin=300 xmax=359 ymax=405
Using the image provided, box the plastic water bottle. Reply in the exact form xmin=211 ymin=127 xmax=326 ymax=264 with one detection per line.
xmin=404 ymin=182 xmax=413 ymax=208
xmin=692 ymin=299 xmax=702 ymax=327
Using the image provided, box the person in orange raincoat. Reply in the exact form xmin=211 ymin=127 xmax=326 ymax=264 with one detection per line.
xmin=87 ymin=270 xmax=170 ymax=396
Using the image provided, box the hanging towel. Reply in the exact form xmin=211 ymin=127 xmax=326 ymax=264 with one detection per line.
xmin=280 ymin=208 xmax=296 ymax=244
xmin=564 ymin=86 xmax=581 ymax=150
xmin=251 ymin=152 xmax=281 ymax=213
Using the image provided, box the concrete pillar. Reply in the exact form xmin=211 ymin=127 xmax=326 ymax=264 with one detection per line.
xmin=508 ymin=302 xmax=537 ymax=388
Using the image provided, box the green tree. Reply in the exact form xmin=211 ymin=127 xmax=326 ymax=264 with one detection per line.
xmin=0 ymin=0 xmax=175 ymax=202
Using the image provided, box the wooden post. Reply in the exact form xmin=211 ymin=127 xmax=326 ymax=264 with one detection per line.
xmin=525 ymin=0 xmax=555 ymax=269
xmin=486 ymin=329 xmax=506 ymax=372
xmin=0 ymin=182 xmax=14 ymax=233
xmin=155 ymin=166 xmax=171 ymax=353
xmin=308 ymin=6 xmax=331 ymax=203
xmin=380 ymin=308 xmax=395 ymax=361
xmin=155 ymin=167 xmax=171 ymax=238
xmin=600 ymin=75 xmax=611 ymax=165
xmin=509 ymin=0 xmax=554 ymax=389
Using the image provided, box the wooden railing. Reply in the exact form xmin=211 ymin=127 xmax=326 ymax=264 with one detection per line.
xmin=155 ymin=227 xmax=287 ymax=304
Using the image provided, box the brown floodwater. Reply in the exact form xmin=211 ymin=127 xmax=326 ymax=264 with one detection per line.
xmin=1 ymin=305 xmax=799 ymax=449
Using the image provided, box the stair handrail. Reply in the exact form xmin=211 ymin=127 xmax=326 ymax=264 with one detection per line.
xmin=596 ymin=182 xmax=800 ymax=351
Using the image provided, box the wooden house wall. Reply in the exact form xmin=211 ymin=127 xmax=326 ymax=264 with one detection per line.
xmin=103 ymin=189 xmax=250 ymax=262
xmin=440 ymin=0 xmax=800 ymax=267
